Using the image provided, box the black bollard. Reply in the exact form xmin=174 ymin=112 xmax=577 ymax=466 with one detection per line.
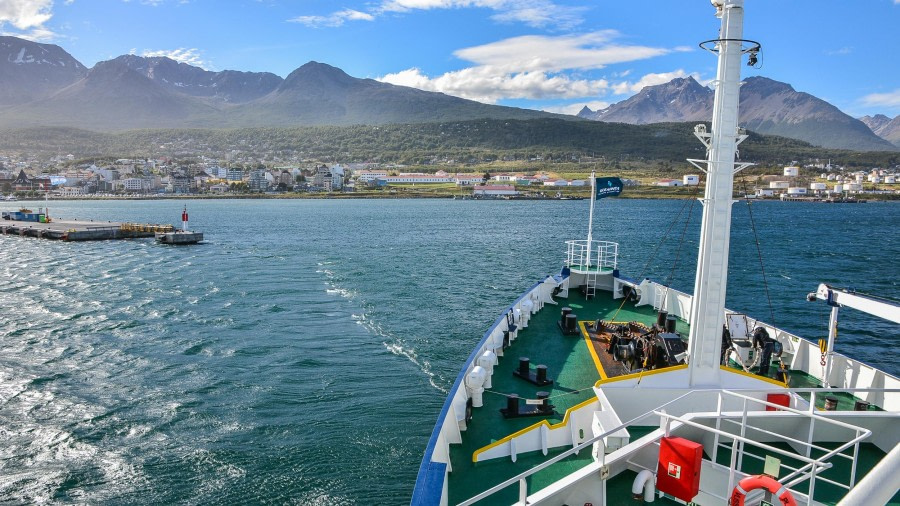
xmin=518 ymin=357 xmax=530 ymax=377
xmin=536 ymin=365 xmax=548 ymax=384
xmin=506 ymin=394 xmax=519 ymax=416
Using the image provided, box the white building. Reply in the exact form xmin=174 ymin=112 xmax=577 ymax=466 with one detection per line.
xmin=492 ymin=173 xmax=518 ymax=182
xmin=683 ymin=174 xmax=700 ymax=186
xmin=656 ymin=179 xmax=683 ymax=187
xmin=380 ymin=175 xmax=453 ymax=184
xmin=755 ymin=188 xmax=775 ymax=198
xmin=787 ymin=187 xmax=808 ymax=195
xmin=569 ymin=180 xmax=587 ymax=186
xmin=543 ymin=179 xmax=569 ymax=187
xmin=331 ymin=165 xmax=345 ymax=190
xmin=58 ymin=186 xmax=85 ymax=196
xmin=454 ymin=174 xmax=485 ymax=186
xmin=783 ymin=166 xmax=800 ymax=177
xmin=122 ymin=178 xmax=150 ymax=192
xmin=809 ymin=183 xmax=827 ymax=193
xmin=769 ymin=181 xmax=790 ymax=189
xmin=355 ymin=170 xmax=388 ymax=183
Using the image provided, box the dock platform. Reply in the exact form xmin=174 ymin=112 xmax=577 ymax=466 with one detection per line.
xmin=0 ymin=219 xmax=174 ymax=241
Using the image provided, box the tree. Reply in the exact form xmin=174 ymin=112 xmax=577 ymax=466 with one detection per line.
xmin=482 ymin=172 xmax=490 ymax=184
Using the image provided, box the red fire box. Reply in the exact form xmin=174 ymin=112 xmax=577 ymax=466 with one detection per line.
xmin=766 ymin=393 xmax=791 ymax=411
xmin=656 ymin=436 xmax=702 ymax=502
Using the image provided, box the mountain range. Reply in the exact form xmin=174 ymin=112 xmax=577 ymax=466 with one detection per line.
xmin=0 ymin=36 xmax=555 ymax=131
xmin=578 ymin=77 xmax=898 ymax=152
xmin=1 ymin=35 xmax=897 ymax=152
xmin=860 ymin=114 xmax=900 ymax=147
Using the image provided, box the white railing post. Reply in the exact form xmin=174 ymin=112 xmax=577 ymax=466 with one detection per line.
xmin=737 ymin=397 xmax=748 ymax=471
xmin=808 ymin=462 xmax=818 ymax=503
xmin=727 ymin=437 xmax=739 ymax=499
xmin=713 ymin=391 xmax=723 ymax=463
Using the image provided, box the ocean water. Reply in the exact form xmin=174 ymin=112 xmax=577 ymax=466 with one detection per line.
xmin=0 ymin=198 xmax=897 ymax=504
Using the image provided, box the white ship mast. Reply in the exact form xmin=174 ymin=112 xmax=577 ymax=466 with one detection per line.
xmin=686 ymin=0 xmax=757 ymax=386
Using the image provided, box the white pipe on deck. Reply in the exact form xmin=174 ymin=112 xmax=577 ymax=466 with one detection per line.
xmin=632 ymin=469 xmax=655 ymax=502
xmin=837 ymin=443 xmax=900 ymax=506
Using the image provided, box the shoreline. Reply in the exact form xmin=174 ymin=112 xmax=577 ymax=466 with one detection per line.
xmin=4 ymin=192 xmax=897 ymax=202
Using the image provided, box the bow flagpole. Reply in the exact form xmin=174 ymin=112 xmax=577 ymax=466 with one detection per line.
xmin=586 ymin=170 xmax=596 ymax=268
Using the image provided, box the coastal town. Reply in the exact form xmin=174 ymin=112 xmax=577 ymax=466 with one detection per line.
xmin=1 ymin=153 xmax=898 ymax=201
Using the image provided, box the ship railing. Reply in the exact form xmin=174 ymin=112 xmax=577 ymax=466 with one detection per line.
xmin=626 ymin=280 xmax=899 ymax=409
xmin=564 ymin=240 xmax=617 ymax=273
xmin=456 ymin=387 xmax=896 ymax=506
xmin=413 ymin=275 xmax=567 ymax=505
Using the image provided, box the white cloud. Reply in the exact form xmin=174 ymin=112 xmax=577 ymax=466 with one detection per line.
xmin=288 ymin=9 xmax=374 ymax=28
xmin=824 ymin=46 xmax=852 ymax=56
xmin=293 ymin=0 xmax=585 ymax=30
xmin=453 ymin=32 xmax=669 ymax=73
xmin=377 ymin=32 xmax=677 ymax=105
xmin=141 ymin=47 xmax=208 ymax=68
xmin=610 ymin=70 xmax=697 ymax=95
xmin=380 ymin=66 xmax=608 ymax=103
xmin=1 ymin=26 xmax=56 ymax=41
xmin=0 ymin=0 xmax=58 ymax=40
xmin=378 ymin=0 xmax=585 ymax=28
xmin=0 ymin=0 xmax=52 ymax=29
xmin=541 ymin=101 xmax=610 ymax=115
xmin=861 ymin=88 xmax=900 ymax=108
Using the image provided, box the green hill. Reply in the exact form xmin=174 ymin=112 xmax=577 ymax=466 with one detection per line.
xmin=2 ymin=120 xmax=897 ymax=168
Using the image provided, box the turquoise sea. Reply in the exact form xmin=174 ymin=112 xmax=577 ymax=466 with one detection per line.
xmin=0 ymin=198 xmax=897 ymax=504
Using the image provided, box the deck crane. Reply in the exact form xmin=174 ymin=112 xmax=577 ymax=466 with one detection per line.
xmin=808 ymin=283 xmax=900 ymax=387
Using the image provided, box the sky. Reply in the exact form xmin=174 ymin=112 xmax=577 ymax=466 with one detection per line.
xmin=1 ymin=0 xmax=899 ymax=118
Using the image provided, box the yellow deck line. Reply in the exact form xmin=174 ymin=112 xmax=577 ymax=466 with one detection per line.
xmin=471 ymin=396 xmax=598 ymax=462
xmin=580 ymin=321 xmax=607 ymax=380
xmin=720 ymin=365 xmax=789 ymax=387
xmin=592 ymin=364 xmax=688 ymax=387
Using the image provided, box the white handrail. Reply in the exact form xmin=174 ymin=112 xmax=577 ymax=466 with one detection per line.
xmin=457 ymin=387 xmax=893 ymax=506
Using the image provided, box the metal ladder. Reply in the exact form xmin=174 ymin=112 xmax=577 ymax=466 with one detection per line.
xmin=584 ymin=244 xmax=598 ymax=299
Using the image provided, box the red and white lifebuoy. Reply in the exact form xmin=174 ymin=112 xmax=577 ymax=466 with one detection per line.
xmin=730 ymin=474 xmax=797 ymax=506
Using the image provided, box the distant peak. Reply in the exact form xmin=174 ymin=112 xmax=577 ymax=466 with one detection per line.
xmin=293 ymin=61 xmax=351 ymax=77
xmin=743 ymin=75 xmax=795 ymax=92
xmin=281 ymin=61 xmax=357 ymax=89
xmin=577 ymin=105 xmax=594 ymax=116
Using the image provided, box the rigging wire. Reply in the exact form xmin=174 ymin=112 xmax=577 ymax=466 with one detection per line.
xmin=607 ymin=194 xmax=693 ymax=323
xmin=661 ymin=188 xmax=699 ymax=304
xmin=635 ymin=178 xmax=703 ymax=384
xmin=739 ymin=178 xmax=776 ymax=324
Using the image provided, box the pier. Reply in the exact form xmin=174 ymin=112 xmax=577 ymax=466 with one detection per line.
xmin=0 ymin=219 xmax=174 ymax=241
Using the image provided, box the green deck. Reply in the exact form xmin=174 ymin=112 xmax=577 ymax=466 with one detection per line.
xmin=447 ymin=289 xmax=682 ymax=504
xmin=445 ymin=287 xmax=889 ymax=505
